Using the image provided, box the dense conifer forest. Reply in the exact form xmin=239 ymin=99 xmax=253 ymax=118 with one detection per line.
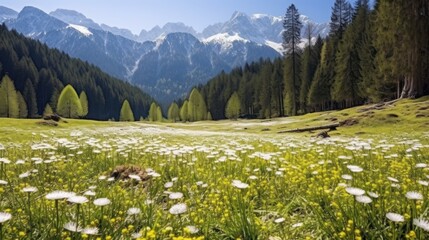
xmin=179 ymin=0 xmax=429 ymax=120
xmin=0 ymin=24 xmax=153 ymax=120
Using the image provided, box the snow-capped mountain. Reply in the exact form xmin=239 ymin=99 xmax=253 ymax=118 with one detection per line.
xmin=2 ymin=6 xmax=280 ymax=105
xmin=0 ymin=6 xmax=17 ymax=22
xmin=138 ymin=23 xmax=198 ymax=42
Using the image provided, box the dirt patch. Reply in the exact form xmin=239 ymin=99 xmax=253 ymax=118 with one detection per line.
xmin=387 ymin=113 xmax=399 ymax=118
xmin=110 ymin=165 xmax=151 ymax=182
xmin=340 ymin=118 xmax=359 ymax=126
xmin=36 ymin=121 xmax=58 ymax=127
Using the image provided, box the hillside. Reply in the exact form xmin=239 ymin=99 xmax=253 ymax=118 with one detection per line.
xmin=0 ymin=24 xmax=153 ymax=120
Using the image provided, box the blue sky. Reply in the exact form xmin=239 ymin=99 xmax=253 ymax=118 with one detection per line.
xmin=2 ymin=0 xmax=341 ymax=34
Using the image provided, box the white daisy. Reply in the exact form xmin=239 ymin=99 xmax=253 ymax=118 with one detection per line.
xmin=169 ymin=192 xmax=184 ymax=200
xmin=22 ymin=186 xmax=38 ymax=193
xmin=131 ymin=232 xmax=142 ymax=239
xmin=127 ymin=207 xmax=141 ymax=215
xmin=416 ymin=163 xmax=428 ymax=168
xmin=63 ymin=222 xmax=82 ymax=232
xmin=129 ymin=174 xmax=141 ymax=181
xmin=82 ymin=227 xmax=99 ymax=235
xmin=46 ymin=191 xmax=76 ymax=200
xmin=0 ymin=212 xmax=12 ymax=223
xmin=292 ymin=222 xmax=303 ymax=228
xmin=387 ymin=177 xmax=399 ymax=183
xmin=356 ymin=195 xmax=372 ymax=204
xmin=169 ymin=203 xmax=187 ymax=215
xmin=185 ymin=225 xmax=199 ymax=234
xmin=274 ymin=217 xmax=285 ymax=223
xmin=414 ymin=218 xmax=429 ymax=231
xmin=83 ymin=190 xmax=96 ymax=196
xmin=341 ymin=174 xmax=353 ymax=180
xmin=368 ymin=192 xmax=379 ymax=198
xmin=386 ymin=212 xmax=404 ymax=222
xmin=0 ymin=180 xmax=8 ymax=185
xmin=164 ymin=182 xmax=174 ymax=188
xmin=347 ymin=165 xmax=363 ymax=173
xmin=418 ymin=180 xmax=429 ymax=186
xmin=93 ymin=198 xmax=111 ymax=206
xmin=232 ymin=180 xmax=249 ymax=189
xmin=405 ymin=191 xmax=423 ymax=200
xmin=68 ymin=196 xmax=89 ymax=204
xmin=345 ymin=187 xmax=365 ymax=196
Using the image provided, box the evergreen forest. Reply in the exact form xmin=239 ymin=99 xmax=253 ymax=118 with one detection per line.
xmin=180 ymin=0 xmax=429 ymax=120
xmin=0 ymin=24 xmax=153 ymax=120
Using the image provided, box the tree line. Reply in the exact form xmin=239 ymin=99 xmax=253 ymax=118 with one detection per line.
xmin=170 ymin=0 xmax=429 ymax=120
xmin=0 ymin=24 xmax=153 ymax=120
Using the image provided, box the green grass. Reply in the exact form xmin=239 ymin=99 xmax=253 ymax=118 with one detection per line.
xmin=0 ymin=97 xmax=427 ymax=239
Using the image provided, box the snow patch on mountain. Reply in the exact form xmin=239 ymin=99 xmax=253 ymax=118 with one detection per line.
xmin=67 ymin=24 xmax=92 ymax=36
xmin=265 ymin=40 xmax=283 ymax=54
xmin=203 ymin=33 xmax=249 ymax=52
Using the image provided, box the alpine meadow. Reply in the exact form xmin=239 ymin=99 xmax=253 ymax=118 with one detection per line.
xmin=0 ymin=0 xmax=428 ymax=239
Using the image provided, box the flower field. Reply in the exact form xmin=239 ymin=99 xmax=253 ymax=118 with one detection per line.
xmin=0 ymin=120 xmax=428 ymax=239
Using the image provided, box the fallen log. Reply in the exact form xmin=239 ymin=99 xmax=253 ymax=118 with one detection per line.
xmin=278 ymin=123 xmax=339 ymax=133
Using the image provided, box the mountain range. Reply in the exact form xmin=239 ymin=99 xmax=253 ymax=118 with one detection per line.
xmin=0 ymin=6 xmax=329 ymax=105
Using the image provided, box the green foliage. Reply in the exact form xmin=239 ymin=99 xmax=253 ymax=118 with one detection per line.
xmin=119 ymin=100 xmax=135 ymax=122
xmin=148 ymin=102 xmax=159 ymax=122
xmin=156 ymin=106 xmax=163 ymax=122
xmin=188 ymin=88 xmax=207 ymax=121
xmin=225 ymin=92 xmax=241 ymax=120
xmin=0 ymin=75 xmax=19 ymax=118
xmin=79 ymin=91 xmax=89 ymax=118
xmin=167 ymin=102 xmax=180 ymax=122
xmin=43 ymin=104 xmax=53 ymax=116
xmin=207 ymin=112 xmax=212 ymax=121
xmin=56 ymin=85 xmax=83 ymax=118
xmin=180 ymin=101 xmax=189 ymax=122
xmin=17 ymin=91 xmax=28 ymax=118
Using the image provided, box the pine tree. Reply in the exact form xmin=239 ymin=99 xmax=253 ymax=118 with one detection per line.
xmin=283 ymin=4 xmax=302 ymax=116
xmin=17 ymin=92 xmax=28 ymax=118
xmin=179 ymin=101 xmax=188 ymax=122
xmin=23 ymin=79 xmax=37 ymax=118
xmin=225 ymin=92 xmax=241 ymax=120
xmin=119 ymin=99 xmax=135 ymax=121
xmin=167 ymin=102 xmax=180 ymax=122
xmin=188 ymin=88 xmax=207 ymax=121
xmin=0 ymin=75 xmax=19 ymax=118
xmin=330 ymin=0 xmax=353 ymax=36
xmin=79 ymin=91 xmax=89 ymax=118
xmin=56 ymin=85 xmax=83 ymax=118
xmin=43 ymin=104 xmax=53 ymax=116
xmin=300 ymin=36 xmax=322 ymax=113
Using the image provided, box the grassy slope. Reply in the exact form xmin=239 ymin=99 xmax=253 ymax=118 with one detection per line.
xmin=0 ymin=96 xmax=428 ymax=142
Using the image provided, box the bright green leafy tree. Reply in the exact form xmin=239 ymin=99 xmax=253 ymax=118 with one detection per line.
xmin=168 ymin=102 xmax=180 ymax=122
xmin=79 ymin=91 xmax=89 ymax=118
xmin=119 ymin=99 xmax=135 ymax=121
xmin=225 ymin=91 xmax=241 ymax=120
xmin=0 ymin=75 xmax=19 ymax=118
xmin=17 ymin=92 xmax=28 ymax=118
xmin=188 ymin=88 xmax=207 ymax=121
xmin=180 ymin=100 xmax=189 ymax=122
xmin=56 ymin=85 xmax=83 ymax=118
